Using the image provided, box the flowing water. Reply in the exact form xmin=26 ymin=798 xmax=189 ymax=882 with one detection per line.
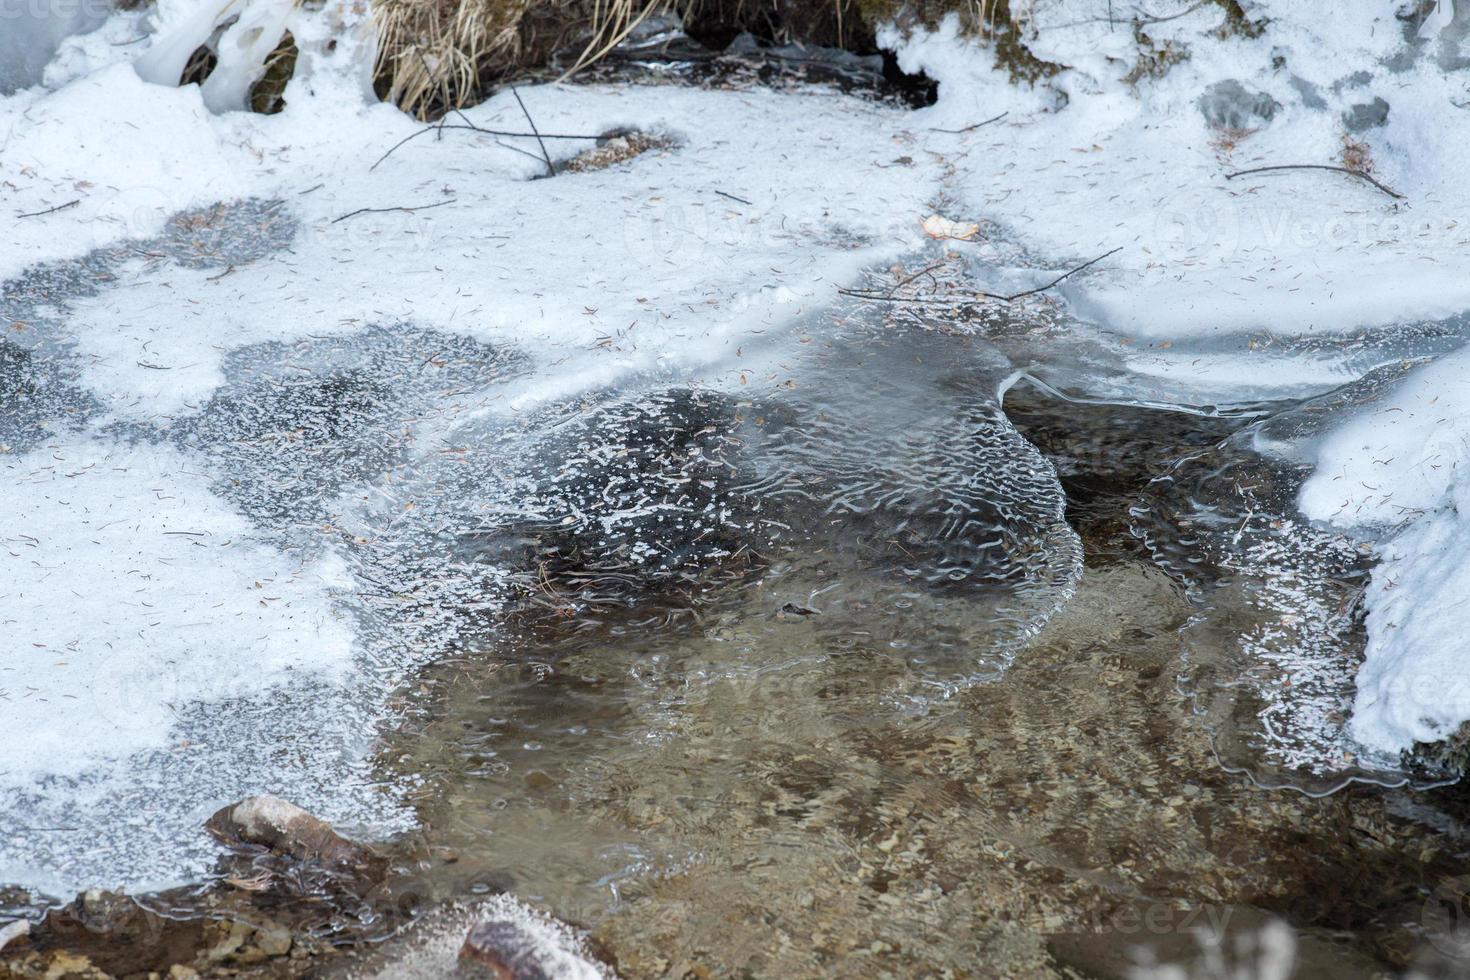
xmin=342 ymin=338 xmax=1470 ymax=978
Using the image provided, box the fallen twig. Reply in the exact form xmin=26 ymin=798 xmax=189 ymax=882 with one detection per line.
xmin=370 ymin=123 xmax=602 ymax=172
xmin=1224 ymin=164 xmax=1404 ymax=200
xmin=510 ymin=84 xmax=555 ymax=178
xmin=884 ymin=261 xmax=948 ymax=298
xmin=496 ymin=139 xmax=554 ymax=167
xmin=715 ymin=190 xmax=753 ymax=206
xmin=989 ymin=246 xmax=1123 ymax=301
xmin=17 ymin=199 xmax=80 ymax=219
xmin=840 ymin=247 xmax=1123 ymax=306
xmin=929 ymin=111 xmax=1009 ymax=134
xmin=332 ymin=199 xmax=455 ymax=223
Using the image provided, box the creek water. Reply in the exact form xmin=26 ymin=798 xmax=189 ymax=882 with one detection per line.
xmin=333 ymin=305 xmax=1470 ymax=978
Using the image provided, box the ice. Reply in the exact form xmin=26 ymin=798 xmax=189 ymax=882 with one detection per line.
xmin=134 ymin=0 xmax=299 ymax=112
xmin=0 ymin=1 xmax=110 ymax=95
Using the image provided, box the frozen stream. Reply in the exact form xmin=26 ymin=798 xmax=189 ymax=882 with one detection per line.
xmin=8 ymin=2 xmax=1470 ymax=974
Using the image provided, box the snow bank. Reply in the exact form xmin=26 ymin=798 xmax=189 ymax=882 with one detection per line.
xmin=888 ymin=2 xmax=1470 ymax=344
xmin=1298 ymin=349 xmax=1470 ymax=756
xmin=0 ymin=0 xmax=110 ymax=94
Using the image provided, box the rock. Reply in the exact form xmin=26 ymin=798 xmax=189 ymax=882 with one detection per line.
xmin=0 ymin=918 xmax=28 ymax=952
xmin=458 ymin=896 xmax=614 ymax=980
xmin=205 ymin=794 xmax=388 ymax=878
xmin=1343 ymin=96 xmax=1390 ymax=132
xmin=1198 ymin=79 xmax=1281 ymax=130
xmin=36 ymin=890 xmax=209 ymax=977
xmin=254 ymin=920 xmax=293 ymax=957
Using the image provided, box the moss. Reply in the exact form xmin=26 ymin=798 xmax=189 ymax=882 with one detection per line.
xmin=990 ymin=18 xmax=1064 ymax=84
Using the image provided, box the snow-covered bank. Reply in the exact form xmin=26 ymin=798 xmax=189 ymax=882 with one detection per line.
xmin=888 ymin=1 xmax=1470 ymax=380
xmin=1298 ymin=349 xmax=1470 ymax=757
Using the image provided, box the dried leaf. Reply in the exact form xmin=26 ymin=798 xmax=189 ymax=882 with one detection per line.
xmin=922 ymin=214 xmax=980 ymax=241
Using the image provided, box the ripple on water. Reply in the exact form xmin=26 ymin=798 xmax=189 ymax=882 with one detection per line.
xmin=1130 ymin=359 xmax=1457 ymax=792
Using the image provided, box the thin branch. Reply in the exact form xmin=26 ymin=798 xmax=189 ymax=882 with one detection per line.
xmin=510 ymin=84 xmax=555 ymax=178
xmin=1224 ymin=164 xmax=1405 ymax=200
xmin=332 ymin=199 xmax=455 ymax=223
xmin=370 ymin=123 xmax=602 ymax=172
xmin=17 ymin=199 xmax=80 ymax=219
xmin=839 ymin=247 xmax=1123 ymax=305
xmin=715 ymin=190 xmax=753 ymax=206
xmin=495 ymin=139 xmax=554 ymax=167
xmin=884 ymin=261 xmax=948 ymax=298
xmin=991 ymin=246 xmax=1123 ymax=301
xmin=929 ymin=111 xmax=1009 ymax=134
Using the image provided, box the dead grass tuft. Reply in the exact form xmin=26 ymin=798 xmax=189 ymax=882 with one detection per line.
xmin=372 ymin=0 xmax=1035 ymax=117
xmin=1340 ymin=134 xmax=1374 ymax=174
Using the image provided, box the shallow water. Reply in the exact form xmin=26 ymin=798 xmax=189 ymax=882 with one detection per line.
xmin=195 ymin=301 xmax=1445 ymax=980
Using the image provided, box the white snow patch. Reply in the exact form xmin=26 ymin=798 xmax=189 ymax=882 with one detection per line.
xmin=887 ymin=3 xmax=1470 ymax=340
xmin=0 ymin=438 xmax=355 ymax=781
xmin=1299 ymin=350 xmax=1470 ymax=756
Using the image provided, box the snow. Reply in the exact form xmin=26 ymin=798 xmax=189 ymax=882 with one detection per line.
xmin=5 ymin=0 xmax=1470 ymax=895
xmin=0 ymin=438 xmax=354 ymax=778
xmin=0 ymin=0 xmax=110 ymax=95
xmin=1297 ymin=348 xmax=1470 ymax=756
xmin=887 ymin=3 xmax=1470 ymax=340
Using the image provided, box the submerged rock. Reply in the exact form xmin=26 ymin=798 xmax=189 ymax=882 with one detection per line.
xmin=332 ymin=897 xmax=615 ymax=980
xmin=205 ymin=794 xmax=388 ymax=878
xmin=460 ymin=898 xmax=614 ymax=979
xmin=0 ymin=919 xmax=28 ymax=952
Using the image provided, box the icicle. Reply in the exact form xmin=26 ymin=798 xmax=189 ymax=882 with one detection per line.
xmin=134 ymin=0 xmax=299 ymax=113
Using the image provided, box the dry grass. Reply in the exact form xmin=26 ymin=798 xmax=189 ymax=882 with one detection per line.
xmin=371 ymin=0 xmax=1032 ymax=118
xmin=1340 ymin=134 xmax=1375 ymax=174
xmin=374 ymin=0 xmax=539 ymax=117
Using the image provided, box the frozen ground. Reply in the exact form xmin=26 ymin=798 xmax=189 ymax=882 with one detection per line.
xmin=3 ymin=0 xmax=1470 ymax=895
